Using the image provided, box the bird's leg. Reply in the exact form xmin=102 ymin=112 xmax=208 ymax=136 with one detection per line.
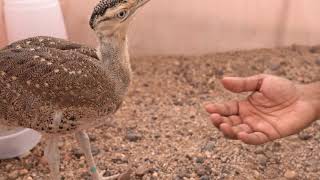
xmin=75 ymin=131 xmax=120 ymax=180
xmin=45 ymin=135 xmax=61 ymax=180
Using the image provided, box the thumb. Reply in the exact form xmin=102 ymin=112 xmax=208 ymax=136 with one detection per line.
xmin=221 ymin=75 xmax=265 ymax=93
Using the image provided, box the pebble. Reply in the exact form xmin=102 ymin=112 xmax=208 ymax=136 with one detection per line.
xmin=81 ymin=172 xmax=91 ymax=180
xmin=257 ymin=154 xmax=268 ymax=166
xmin=175 ymin=169 xmax=190 ymax=179
xmin=153 ymin=133 xmax=161 ymax=139
xmin=135 ymin=165 xmax=154 ymax=176
xmin=72 ymin=146 xmax=100 ymax=159
xmin=5 ymin=164 xmax=13 ymax=170
xmin=200 ymin=175 xmax=211 ymax=180
xmin=88 ymin=134 xmax=97 ymax=142
xmin=310 ymin=46 xmax=320 ymax=53
xmin=118 ymin=169 xmax=133 ymax=180
xmin=72 ymin=148 xmax=83 ymax=159
xmin=196 ymin=157 xmax=205 ymax=164
xmin=201 ymin=141 xmax=215 ymax=152
xmin=298 ymin=131 xmax=313 ymax=140
xmin=19 ymin=169 xmax=29 ymax=176
xmin=254 ymin=147 xmax=265 ymax=154
xmin=284 ymin=170 xmax=297 ymax=179
xmin=315 ymin=59 xmax=320 ymax=66
xmin=270 ymin=63 xmax=281 ymax=71
xmin=195 ymin=165 xmax=208 ymax=177
xmin=8 ymin=170 xmax=19 ymax=179
xmin=126 ymin=130 xmax=142 ymax=142
xmin=215 ymin=69 xmax=224 ymax=76
xmin=112 ymin=154 xmax=128 ymax=164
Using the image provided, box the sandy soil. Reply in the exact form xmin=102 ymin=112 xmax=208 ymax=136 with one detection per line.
xmin=0 ymin=45 xmax=320 ymax=180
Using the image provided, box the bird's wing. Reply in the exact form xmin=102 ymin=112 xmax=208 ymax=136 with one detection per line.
xmin=0 ymin=37 xmax=120 ymax=129
xmin=3 ymin=36 xmax=99 ymax=60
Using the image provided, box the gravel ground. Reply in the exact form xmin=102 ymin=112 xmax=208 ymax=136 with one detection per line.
xmin=0 ymin=45 xmax=320 ymax=180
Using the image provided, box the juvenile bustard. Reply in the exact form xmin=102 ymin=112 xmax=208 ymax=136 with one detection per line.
xmin=0 ymin=0 xmax=151 ymax=179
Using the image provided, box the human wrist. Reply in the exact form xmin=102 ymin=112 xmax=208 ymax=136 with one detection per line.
xmin=300 ymin=82 xmax=320 ymax=120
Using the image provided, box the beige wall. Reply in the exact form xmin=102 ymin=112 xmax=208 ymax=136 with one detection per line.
xmin=0 ymin=0 xmax=6 ymax=47
xmin=1 ymin=0 xmax=320 ymax=55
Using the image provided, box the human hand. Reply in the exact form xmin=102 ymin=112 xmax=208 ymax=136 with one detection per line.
xmin=205 ymin=74 xmax=320 ymax=145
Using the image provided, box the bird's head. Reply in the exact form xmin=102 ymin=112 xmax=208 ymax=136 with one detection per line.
xmin=90 ymin=0 xmax=151 ymax=36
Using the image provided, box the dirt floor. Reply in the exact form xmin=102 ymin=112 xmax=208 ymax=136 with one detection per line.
xmin=0 ymin=45 xmax=320 ymax=180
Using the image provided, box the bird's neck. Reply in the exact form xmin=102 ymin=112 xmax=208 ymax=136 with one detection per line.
xmin=97 ymin=31 xmax=132 ymax=95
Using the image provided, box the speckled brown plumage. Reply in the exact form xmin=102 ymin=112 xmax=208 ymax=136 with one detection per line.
xmin=0 ymin=36 xmax=126 ymax=134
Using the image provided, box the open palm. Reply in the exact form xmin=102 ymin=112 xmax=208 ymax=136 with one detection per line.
xmin=206 ymin=75 xmax=318 ymax=145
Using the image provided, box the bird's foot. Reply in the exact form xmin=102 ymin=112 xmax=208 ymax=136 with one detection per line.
xmin=99 ymin=169 xmax=132 ymax=180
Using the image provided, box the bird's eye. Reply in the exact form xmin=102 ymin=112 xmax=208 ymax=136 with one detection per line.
xmin=117 ymin=10 xmax=128 ymax=19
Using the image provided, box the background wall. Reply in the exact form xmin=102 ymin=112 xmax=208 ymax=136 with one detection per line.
xmin=1 ymin=0 xmax=320 ymax=56
xmin=0 ymin=0 xmax=6 ymax=48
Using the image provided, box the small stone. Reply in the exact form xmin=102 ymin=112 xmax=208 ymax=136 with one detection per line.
xmin=257 ymin=154 xmax=268 ymax=166
xmin=8 ymin=170 xmax=19 ymax=179
xmin=5 ymin=164 xmax=12 ymax=170
xmin=81 ymin=172 xmax=91 ymax=180
xmin=112 ymin=154 xmax=128 ymax=164
xmin=310 ymin=46 xmax=320 ymax=53
xmin=125 ymin=130 xmax=142 ymax=142
xmin=254 ymin=147 xmax=265 ymax=154
xmin=91 ymin=146 xmax=100 ymax=156
xmin=200 ymin=175 xmax=210 ymax=180
xmin=201 ymin=141 xmax=215 ymax=152
xmin=270 ymin=63 xmax=281 ymax=71
xmin=154 ymin=133 xmax=161 ymax=139
xmin=298 ymin=131 xmax=312 ymax=140
xmin=72 ymin=148 xmax=83 ymax=159
xmin=18 ymin=151 xmax=31 ymax=159
xmin=88 ymin=134 xmax=97 ymax=142
xmin=19 ymin=169 xmax=29 ymax=176
xmin=135 ymin=165 xmax=153 ymax=176
xmin=315 ymin=59 xmax=320 ymax=66
xmin=175 ymin=171 xmax=190 ymax=179
xmin=220 ymin=156 xmax=228 ymax=163
xmin=196 ymin=157 xmax=205 ymax=164
xmin=72 ymin=146 xmax=100 ymax=159
xmin=215 ymin=69 xmax=224 ymax=76
xmin=284 ymin=170 xmax=297 ymax=179
xmin=118 ymin=169 xmax=133 ymax=180
xmin=195 ymin=165 xmax=207 ymax=177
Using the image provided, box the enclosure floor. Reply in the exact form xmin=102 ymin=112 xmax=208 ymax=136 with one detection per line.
xmin=1 ymin=45 xmax=320 ymax=180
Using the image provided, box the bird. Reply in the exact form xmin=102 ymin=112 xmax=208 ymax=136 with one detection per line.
xmin=0 ymin=0 xmax=151 ymax=179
